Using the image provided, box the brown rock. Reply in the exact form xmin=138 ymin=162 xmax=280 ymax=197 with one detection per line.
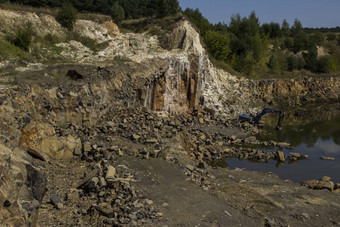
xmin=301 ymin=180 xmax=318 ymax=189
xmin=320 ymin=156 xmax=335 ymax=160
xmin=321 ymin=176 xmax=332 ymax=182
xmin=105 ymin=166 xmax=116 ymax=180
xmin=289 ymin=152 xmax=301 ymax=158
xmin=317 ymin=181 xmax=334 ymax=191
xmin=277 ymin=151 xmax=286 ymax=162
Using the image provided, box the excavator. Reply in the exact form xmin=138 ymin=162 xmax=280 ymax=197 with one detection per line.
xmin=239 ymin=108 xmax=285 ymax=130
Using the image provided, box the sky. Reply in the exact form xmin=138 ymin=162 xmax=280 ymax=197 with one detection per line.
xmin=178 ymin=0 xmax=340 ymax=28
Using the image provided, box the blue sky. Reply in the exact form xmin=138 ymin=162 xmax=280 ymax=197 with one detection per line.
xmin=178 ymin=0 xmax=340 ymax=28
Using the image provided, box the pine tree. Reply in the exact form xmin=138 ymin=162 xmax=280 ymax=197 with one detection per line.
xmin=111 ymin=2 xmax=125 ymax=24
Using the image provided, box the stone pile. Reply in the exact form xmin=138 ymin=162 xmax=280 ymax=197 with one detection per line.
xmin=302 ymin=176 xmax=340 ymax=192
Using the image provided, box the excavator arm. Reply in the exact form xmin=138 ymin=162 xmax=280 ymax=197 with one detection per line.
xmin=239 ymin=108 xmax=284 ymax=130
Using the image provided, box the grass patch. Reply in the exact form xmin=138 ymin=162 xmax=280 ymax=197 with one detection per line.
xmin=112 ymin=55 xmax=132 ymax=62
xmin=66 ymin=32 xmax=109 ymax=52
xmin=0 ymin=38 xmax=35 ymax=62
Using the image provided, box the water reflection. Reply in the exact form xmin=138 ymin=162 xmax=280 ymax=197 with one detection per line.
xmin=225 ymin=103 xmax=340 ymax=183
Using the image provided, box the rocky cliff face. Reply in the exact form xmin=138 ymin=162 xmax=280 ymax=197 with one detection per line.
xmin=255 ymin=76 xmax=340 ymax=105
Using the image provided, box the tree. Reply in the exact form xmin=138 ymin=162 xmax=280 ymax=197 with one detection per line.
xmin=184 ymin=8 xmax=211 ymax=36
xmin=281 ymin=19 xmax=290 ymax=36
xmin=262 ymin=22 xmax=281 ymax=38
xmin=303 ymin=46 xmax=318 ymax=72
xmin=56 ymin=2 xmax=77 ymax=30
xmin=268 ymin=55 xmax=279 ymax=71
xmin=327 ymin=33 xmax=337 ymax=41
xmin=291 ymin=19 xmax=303 ymax=36
xmin=292 ymin=30 xmax=309 ymax=53
xmin=310 ymin=31 xmax=324 ymax=46
xmin=157 ymin=0 xmax=180 ymax=17
xmin=287 ymin=55 xmax=305 ymax=71
xmin=316 ymin=56 xmax=331 ymax=73
xmin=204 ymin=30 xmax=230 ymax=61
xmin=111 ymin=2 xmax=125 ymax=24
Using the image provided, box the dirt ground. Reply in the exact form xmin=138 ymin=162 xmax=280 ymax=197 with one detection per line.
xmin=35 ymin=146 xmax=340 ymax=227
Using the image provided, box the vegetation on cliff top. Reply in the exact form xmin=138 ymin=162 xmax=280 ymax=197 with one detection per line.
xmin=183 ymin=8 xmax=340 ymax=77
xmin=1 ymin=0 xmax=339 ymax=78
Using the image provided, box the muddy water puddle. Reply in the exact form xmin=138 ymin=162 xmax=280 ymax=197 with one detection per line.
xmin=223 ymin=103 xmax=340 ymax=183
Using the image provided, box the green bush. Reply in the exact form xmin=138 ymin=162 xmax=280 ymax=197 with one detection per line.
xmin=43 ymin=33 xmax=62 ymax=45
xmin=7 ymin=26 xmax=32 ymax=51
xmin=310 ymin=31 xmax=324 ymax=46
xmin=287 ymin=55 xmax=305 ymax=71
xmin=268 ymin=55 xmax=279 ymax=71
xmin=56 ymin=3 xmax=77 ymax=30
xmin=316 ymin=56 xmax=331 ymax=73
xmin=327 ymin=33 xmax=337 ymax=41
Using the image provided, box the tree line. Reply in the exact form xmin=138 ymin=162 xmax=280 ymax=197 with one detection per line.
xmin=184 ymin=8 xmax=340 ymax=75
xmin=3 ymin=0 xmax=180 ymax=22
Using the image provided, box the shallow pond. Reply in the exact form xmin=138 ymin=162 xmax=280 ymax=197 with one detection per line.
xmin=221 ymin=103 xmax=340 ymax=183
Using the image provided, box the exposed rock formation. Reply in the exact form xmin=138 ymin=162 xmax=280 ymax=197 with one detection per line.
xmin=0 ymin=144 xmax=46 ymax=226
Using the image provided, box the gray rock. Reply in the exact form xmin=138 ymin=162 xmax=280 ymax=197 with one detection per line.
xmin=77 ymin=168 xmax=99 ymax=189
xmin=50 ymin=195 xmax=61 ymax=206
xmin=73 ymin=148 xmax=82 ymax=156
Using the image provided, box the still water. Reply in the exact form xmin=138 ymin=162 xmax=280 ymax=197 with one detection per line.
xmin=225 ymin=103 xmax=340 ymax=183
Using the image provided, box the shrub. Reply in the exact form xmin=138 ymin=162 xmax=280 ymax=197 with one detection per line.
xmin=310 ymin=31 xmax=324 ymax=46
xmin=43 ymin=33 xmax=61 ymax=45
xmin=327 ymin=33 xmax=337 ymax=41
xmin=316 ymin=56 xmax=331 ymax=73
xmin=7 ymin=26 xmax=32 ymax=51
xmin=56 ymin=3 xmax=77 ymax=30
xmin=268 ymin=55 xmax=279 ymax=71
xmin=287 ymin=55 xmax=305 ymax=71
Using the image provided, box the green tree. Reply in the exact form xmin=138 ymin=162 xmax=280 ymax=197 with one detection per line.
xmin=184 ymin=8 xmax=211 ymax=36
xmin=327 ymin=33 xmax=337 ymax=41
xmin=310 ymin=31 xmax=325 ymax=46
xmin=303 ymin=46 xmax=318 ymax=72
xmin=316 ymin=56 xmax=331 ymax=73
xmin=111 ymin=2 xmax=125 ymax=24
xmin=157 ymin=0 xmax=180 ymax=17
xmin=268 ymin=55 xmax=279 ymax=71
xmin=56 ymin=2 xmax=77 ymax=30
xmin=292 ymin=30 xmax=309 ymax=53
xmin=204 ymin=30 xmax=230 ymax=61
xmin=287 ymin=55 xmax=305 ymax=71
xmin=281 ymin=19 xmax=290 ymax=36
xmin=291 ymin=19 xmax=303 ymax=36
